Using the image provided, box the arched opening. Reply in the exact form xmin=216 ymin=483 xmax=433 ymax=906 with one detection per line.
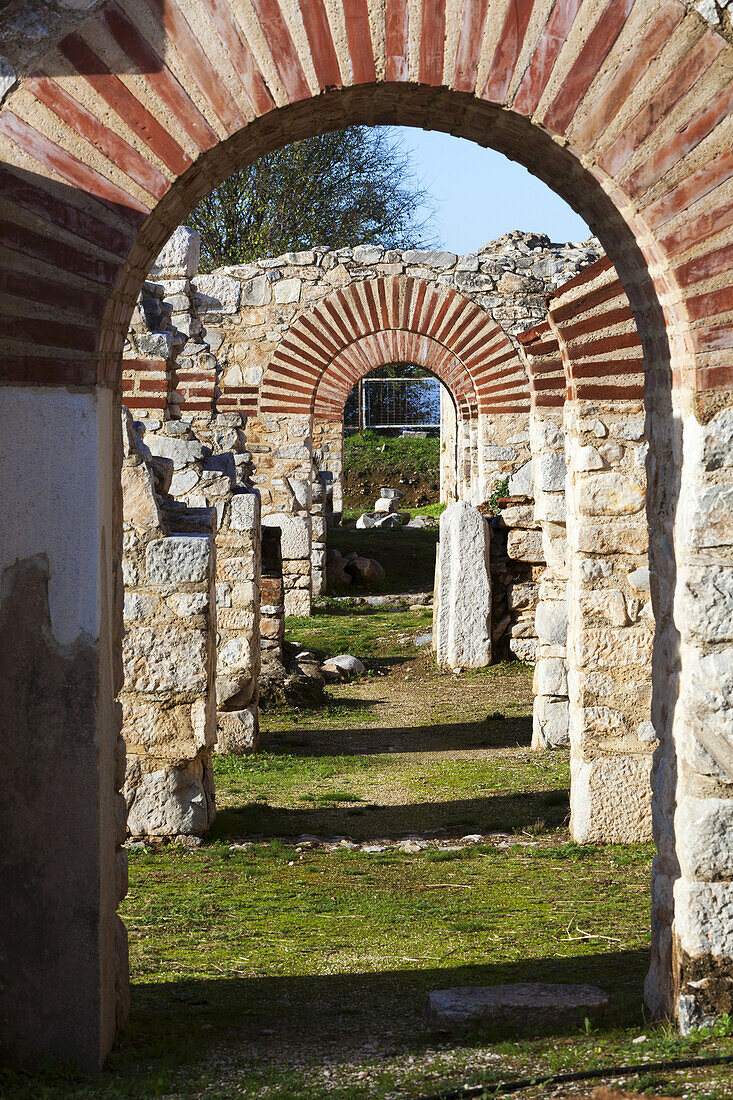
xmin=0 ymin=0 xmax=731 ymax=1079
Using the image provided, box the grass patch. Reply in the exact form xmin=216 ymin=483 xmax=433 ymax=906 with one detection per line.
xmin=285 ymin=607 xmax=433 ymax=659
xmin=344 ymin=430 xmax=440 ymax=477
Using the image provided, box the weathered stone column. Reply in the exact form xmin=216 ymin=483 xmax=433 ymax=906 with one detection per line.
xmin=434 ymin=501 xmax=491 ymax=670
xmin=0 ymin=386 xmax=122 ymax=1067
xmin=120 ymin=418 xmax=217 ymax=839
xmin=518 ymin=322 xmax=569 ymax=750
xmin=650 ymin=399 xmax=733 ymax=1029
xmin=550 ymin=263 xmax=654 ymax=843
xmin=248 ymin=414 xmax=314 ymax=615
xmin=440 ymin=386 xmax=458 ymax=504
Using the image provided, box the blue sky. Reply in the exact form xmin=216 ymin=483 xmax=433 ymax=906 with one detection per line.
xmin=396 ymin=127 xmax=591 ymax=253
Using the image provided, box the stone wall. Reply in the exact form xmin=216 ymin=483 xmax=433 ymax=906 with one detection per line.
xmin=518 ymin=322 xmax=570 ymax=750
xmin=548 ymin=261 xmax=654 ymax=844
xmin=120 ymin=412 xmax=217 ymax=839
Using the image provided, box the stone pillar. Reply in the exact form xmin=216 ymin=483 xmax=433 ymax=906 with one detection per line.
xmin=260 ymin=527 xmax=285 ymax=666
xmin=0 ymin=385 xmax=121 ymax=1068
xmin=440 ymin=386 xmax=458 ymax=504
xmin=214 ymin=491 xmax=261 ymax=754
xmin=549 ymin=265 xmax=654 ymax=844
xmin=120 ymin=417 xmax=217 ymax=839
xmin=518 ymin=321 xmax=569 ymax=750
xmin=248 ymin=414 xmax=314 ymax=615
xmin=312 ymin=417 xmax=344 ymax=523
xmin=649 ymin=400 xmax=733 ymax=1029
xmin=434 ymin=501 xmax=491 ymax=670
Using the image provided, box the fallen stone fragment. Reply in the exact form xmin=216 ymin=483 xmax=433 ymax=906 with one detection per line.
xmin=425 ymin=982 xmax=608 ymax=1034
xmin=414 ymin=632 xmax=433 ymax=646
xmin=321 ymin=654 xmax=366 ymax=678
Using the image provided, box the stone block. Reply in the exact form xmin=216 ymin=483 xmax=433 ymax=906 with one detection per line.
xmin=577 ymin=472 xmax=645 ymax=516
xmin=121 ymin=464 xmax=160 ymax=529
xmin=230 ymin=493 xmax=258 ymax=530
xmin=194 ymin=273 xmax=241 ymax=313
xmin=121 ymin=697 xmax=210 ymax=756
xmin=534 ymin=697 xmax=570 ymax=748
xmin=262 ymin=514 xmax=310 ymax=558
xmin=508 ymin=459 xmax=533 ymax=498
xmin=534 ymin=492 xmax=566 ymax=522
xmin=125 ymin=762 xmax=210 ymax=837
xmin=674 ymin=879 xmax=733 ymax=959
xmin=149 ymin=225 xmax=200 ymax=279
xmin=536 ymin=657 xmax=567 ymax=696
xmin=571 ymin=754 xmax=653 ymax=843
xmin=676 ymin=797 xmax=733 ymax=881
xmin=539 ymin=452 xmax=566 ymax=491
xmin=122 ymin=625 xmax=209 ymax=694
xmin=241 ymin=274 xmax=271 ymax=306
xmin=146 ymin=535 xmax=211 ymax=584
xmin=434 ymin=502 xmax=491 ymax=671
xmin=145 ymin=434 xmax=204 ymax=469
xmin=575 ymin=625 xmax=654 ymax=669
xmin=577 ymin=589 xmax=628 ymax=626
xmin=508 ymin=582 xmax=538 ymax=611
xmin=501 ymin=505 xmax=534 ymax=528
xmin=425 ymin=983 xmax=608 ymax=1034
xmin=506 ymin=529 xmax=544 ymax=562
xmin=374 ymin=497 xmax=399 ymax=513
xmin=274 ymin=278 xmax=301 ymax=303
xmin=285 ymin=589 xmax=311 ymax=617
xmin=216 ymin=708 xmax=258 ymax=754
xmin=403 ymin=249 xmax=457 ymax=267
xmin=535 ymin=600 xmax=567 ymax=644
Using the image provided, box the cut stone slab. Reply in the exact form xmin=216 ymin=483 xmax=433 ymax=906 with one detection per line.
xmin=425 ymin=983 xmax=608 ymax=1034
xmin=434 ymin=501 xmax=491 ymax=670
xmin=321 ymin=654 xmax=365 ymax=678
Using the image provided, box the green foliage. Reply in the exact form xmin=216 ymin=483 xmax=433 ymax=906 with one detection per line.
xmin=486 ymin=476 xmax=511 ymax=515
xmin=344 ymin=430 xmax=440 ymax=477
xmin=186 ymin=128 xmax=435 ymax=271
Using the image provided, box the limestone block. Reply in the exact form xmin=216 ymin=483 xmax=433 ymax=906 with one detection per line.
xmin=146 ymin=535 xmax=211 ymax=584
xmin=508 ymin=459 xmax=533 ymax=498
xmin=0 ymin=56 xmax=17 ymax=102
xmin=530 ymin=417 xmax=563 ymax=451
xmin=169 ymin=592 xmax=208 ymax=616
xmin=577 ymin=558 xmax=613 ymax=585
xmin=577 ymin=472 xmax=645 ymax=516
xmin=134 ymin=331 xmax=173 ymax=358
xmin=122 ymin=625 xmax=209 ymax=694
xmin=676 ymin=650 xmax=733 ymax=782
xmin=510 ymin=638 xmax=538 ymax=662
xmin=285 ymin=589 xmax=311 ymax=617
xmin=121 ymin=464 xmax=160 ymax=529
xmin=572 ymin=444 xmax=604 ymax=471
xmin=435 ymin=502 xmax=491 ymax=671
xmin=508 ymin=582 xmax=538 ymax=611
xmin=674 ymin=879 xmax=733 ymax=959
xmin=123 ymin=592 xmax=154 ymax=621
xmin=216 ymin=669 xmax=256 ymax=706
xmin=676 ymin=797 xmax=733 ymax=880
xmin=402 ymin=249 xmax=456 ymax=267
xmin=169 ymin=468 xmax=200 ymax=496
xmin=574 ymin=626 xmax=654 ymax=669
xmin=698 ymin=408 xmax=733 ymax=470
xmin=506 ymin=529 xmax=544 ymax=562
xmin=353 ymin=245 xmax=383 ymax=263
xmin=230 ymin=493 xmax=258 ymax=530
xmin=501 ymin=505 xmax=534 ymax=527
xmin=574 ymin=522 xmax=648 ymax=555
xmin=194 ymin=273 xmax=241 ymax=313
xmin=122 ymin=697 xmax=210 ymax=756
xmin=535 ymin=492 xmax=566 ymax=522
xmin=627 ymin=566 xmax=650 ymax=592
xmin=145 ymin=435 xmax=204 ymax=469
xmin=536 ymin=657 xmax=567 ymax=696
xmin=534 ymin=697 xmax=570 ymax=748
xmin=262 ymin=514 xmax=310 ymax=559
xmin=678 ymin=565 xmax=733 ymax=641
xmin=539 ymin=452 xmax=566 ymax=491
xmin=577 ymin=589 xmax=628 ymax=626
xmin=536 ymin=600 xmax=567 ymax=644
xmin=615 ymin=417 xmax=645 ymax=441
xmin=274 ymin=278 xmax=301 ymax=303
xmin=484 ymin=445 xmax=518 ymax=462
xmin=374 ymin=497 xmax=399 ymax=513
xmin=571 ymin=754 xmax=653 ymax=843
xmin=216 ymin=707 xmax=258 ymax=754
xmin=150 ymin=225 xmax=200 ymax=279
xmin=425 ymin=983 xmax=607 ymax=1034
xmin=241 ymin=274 xmax=271 ymax=306
xmin=125 ymin=763 xmax=210 ymax=837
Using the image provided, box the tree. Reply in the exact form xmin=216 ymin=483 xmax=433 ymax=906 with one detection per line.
xmin=187 ymin=127 xmax=436 ymax=271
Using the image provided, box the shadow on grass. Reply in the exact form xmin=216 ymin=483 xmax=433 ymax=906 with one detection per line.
xmin=263 ymin=717 xmax=534 ymax=756
xmin=73 ymin=949 xmax=649 ymax=1092
xmin=209 ymin=787 xmax=569 ymax=842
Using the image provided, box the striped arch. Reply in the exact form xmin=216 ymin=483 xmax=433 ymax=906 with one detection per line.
xmin=258 ymin=276 xmax=530 ymax=422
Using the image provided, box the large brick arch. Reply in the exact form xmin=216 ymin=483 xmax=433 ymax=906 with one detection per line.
xmin=0 ymin=0 xmax=730 ymax=396
xmin=257 ymin=275 xmax=528 ymax=423
xmin=1 ymin=0 xmax=733 ymax=1071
